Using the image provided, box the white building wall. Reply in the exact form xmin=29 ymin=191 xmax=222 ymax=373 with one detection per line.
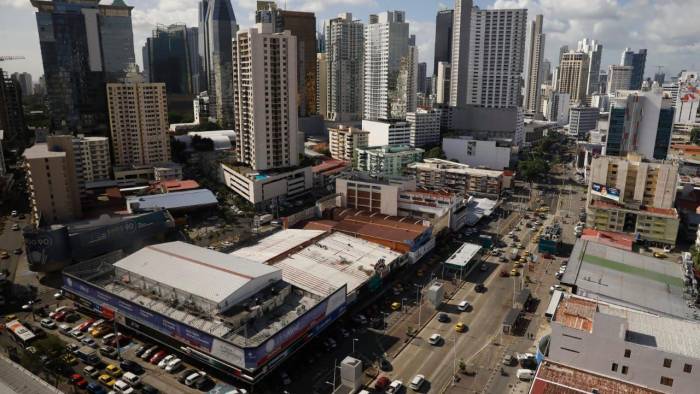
xmin=362 ymin=119 xmax=410 ymax=147
xmin=442 ymin=137 xmax=511 ymax=170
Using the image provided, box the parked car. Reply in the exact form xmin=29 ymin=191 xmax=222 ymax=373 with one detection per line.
xmin=149 ymin=350 xmax=167 ymax=364
xmin=457 ymin=300 xmax=470 ymax=311
xmin=386 ymin=380 xmax=403 ymax=394
xmin=70 ymin=373 xmax=89 ymax=389
xmin=437 ymin=313 xmax=450 ymax=323
xmin=40 ymin=318 xmax=56 ymax=329
xmin=409 ymin=374 xmax=425 ymax=391
xmin=374 ymin=376 xmax=391 ymax=391
xmin=178 ymin=369 xmax=197 ymax=385
xmin=158 ymin=354 xmax=176 ymax=368
xmin=105 ymin=363 xmax=123 ymax=378
xmin=83 ymin=365 xmax=100 ymax=378
xmin=99 ymin=346 xmax=118 ymax=359
xmin=165 ymin=358 xmax=182 ymax=373
xmin=428 ymin=333 xmax=442 ymax=345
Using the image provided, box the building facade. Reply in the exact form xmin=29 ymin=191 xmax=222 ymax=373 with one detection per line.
xmin=203 ymin=0 xmax=237 ymax=127
xmin=568 ymin=106 xmax=599 ymax=139
xmin=232 ymin=23 xmax=300 ymax=171
xmin=542 ymin=89 xmax=570 ymax=126
xmin=31 ymin=0 xmax=135 ymax=133
xmin=621 ymin=47 xmax=647 ymax=90
xmin=449 ymin=0 xmax=472 ymax=108
xmin=325 ymin=13 xmax=364 ymax=122
xmin=406 ymin=158 xmax=504 ymax=197
xmin=0 ymin=69 xmax=25 ymax=147
xmin=606 ymin=88 xmax=674 ymax=160
xmin=442 ymin=136 xmax=511 ymax=170
xmin=362 ymin=119 xmax=411 ymax=147
xmin=328 ymin=125 xmax=369 ymax=162
xmin=577 ymin=38 xmax=603 ymax=96
xmin=524 ymin=14 xmax=545 ymax=115
xmin=354 ymin=145 xmax=424 ymax=178
xmin=106 ymin=81 xmax=171 ymax=168
xmin=406 ymin=109 xmax=440 ymax=148
xmin=436 ymin=61 xmax=451 ymax=105
xmin=11 ymin=72 xmax=33 ymax=97
xmin=316 ymin=53 xmax=328 ymax=118
xmin=433 ymin=9 xmax=453 ymax=77
xmin=466 ymin=7 xmax=527 ymax=108
xmin=607 ymin=65 xmax=633 ymax=95
xmin=587 ymin=153 xmax=679 ymax=245
xmin=363 ymin=11 xmax=409 ymax=121
xmin=143 ymin=24 xmax=196 ymax=94
xmin=23 ymin=142 xmax=81 ymax=224
xmin=558 ymin=51 xmax=590 ymax=105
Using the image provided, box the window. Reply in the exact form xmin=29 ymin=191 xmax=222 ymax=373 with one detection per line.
xmin=684 ymin=363 xmax=692 ymax=373
xmin=621 ymin=366 xmax=628 ymax=375
xmin=660 ymin=377 xmax=673 ymax=387
xmin=611 ymin=363 xmax=618 ymax=372
xmin=624 ymin=349 xmax=631 ymax=358
xmin=663 ymin=358 xmax=672 ymax=368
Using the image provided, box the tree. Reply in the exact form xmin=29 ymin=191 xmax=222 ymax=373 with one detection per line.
xmin=691 ymin=127 xmax=700 ymax=145
xmin=518 ymin=157 xmax=549 ymax=183
xmin=458 ymin=358 xmax=466 ymax=372
xmin=424 ymin=146 xmax=446 ymax=159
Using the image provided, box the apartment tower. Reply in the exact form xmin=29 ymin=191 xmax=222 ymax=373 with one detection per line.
xmin=325 ymin=13 xmax=364 ymax=122
xmin=449 ymin=0 xmax=472 ymax=108
xmin=558 ymin=52 xmax=590 ymax=105
xmin=232 ymin=23 xmax=300 ymax=171
xmin=525 ymin=14 xmax=545 ymax=115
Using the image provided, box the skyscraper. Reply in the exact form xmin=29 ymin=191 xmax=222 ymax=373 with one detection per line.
xmin=325 ymin=12 xmax=364 ymax=122
xmin=466 ymin=7 xmax=527 ymax=108
xmin=577 ymin=38 xmax=603 ymax=95
xmin=436 ymin=61 xmax=451 ymax=105
xmin=143 ymin=24 xmax=196 ymax=95
xmin=31 ymin=0 xmax=135 ymax=133
xmin=449 ymin=0 xmax=472 ymax=108
xmin=391 ymin=45 xmax=418 ymax=119
xmin=364 ymin=11 xmax=409 ymax=121
xmin=317 ymin=53 xmax=328 ymax=119
xmin=621 ymin=48 xmax=647 ymax=90
xmin=433 ymin=9 xmax=454 ymax=77
xmin=525 ymin=14 xmax=545 ymax=115
xmin=186 ymin=27 xmax=201 ymax=93
xmin=417 ymin=62 xmax=427 ymax=94
xmin=232 ymin=23 xmax=299 ymax=171
xmin=0 ymin=69 xmax=26 ymax=147
xmin=11 ymin=72 xmax=33 ymax=97
xmin=558 ymin=51 xmax=590 ymax=105
xmin=255 ymin=1 xmax=317 ymax=117
xmin=107 ymin=78 xmax=171 ymax=168
xmin=197 ymin=0 xmax=210 ymax=92
xmin=203 ymin=0 xmax=237 ymax=128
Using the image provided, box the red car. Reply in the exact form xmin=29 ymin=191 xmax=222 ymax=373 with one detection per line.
xmin=375 ymin=376 xmax=391 ymax=391
xmin=70 ymin=373 xmax=88 ymax=389
xmin=106 ymin=333 xmax=132 ymax=347
xmin=75 ymin=319 xmax=95 ymax=332
xmin=54 ymin=311 xmax=68 ymax=322
xmin=149 ymin=350 xmax=167 ymax=364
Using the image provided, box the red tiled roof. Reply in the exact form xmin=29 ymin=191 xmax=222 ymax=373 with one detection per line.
xmin=580 ymin=228 xmax=634 ymax=251
xmin=530 ymin=360 xmax=663 ymax=394
xmin=157 ymin=180 xmax=200 ymax=192
xmin=502 ymin=170 xmax=514 ymax=176
xmin=591 ymin=199 xmax=677 ymax=217
xmin=312 ymin=159 xmax=350 ymax=174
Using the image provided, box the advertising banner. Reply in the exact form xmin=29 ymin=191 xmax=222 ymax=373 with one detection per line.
xmin=590 ymin=182 xmax=620 ymax=202
xmin=6 ymin=320 xmax=36 ymax=342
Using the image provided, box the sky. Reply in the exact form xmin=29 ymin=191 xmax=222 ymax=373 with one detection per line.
xmin=1 ymin=0 xmax=699 ymax=83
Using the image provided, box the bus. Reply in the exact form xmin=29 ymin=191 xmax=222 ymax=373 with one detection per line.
xmin=6 ymin=320 xmax=36 ymax=348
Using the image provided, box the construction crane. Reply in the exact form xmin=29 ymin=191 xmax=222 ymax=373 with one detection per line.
xmin=0 ymin=56 xmax=26 ymax=62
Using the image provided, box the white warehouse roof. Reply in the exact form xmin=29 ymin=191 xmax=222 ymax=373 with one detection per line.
xmin=114 ymin=241 xmax=282 ymax=307
xmin=126 ymin=189 xmax=218 ymax=213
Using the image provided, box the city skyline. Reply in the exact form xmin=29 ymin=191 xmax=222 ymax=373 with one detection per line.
xmin=1 ymin=0 xmax=699 ymax=80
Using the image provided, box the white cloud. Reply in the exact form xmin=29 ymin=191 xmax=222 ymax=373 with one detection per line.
xmin=408 ymin=19 xmax=436 ymax=74
xmin=0 ymin=0 xmax=30 ymax=8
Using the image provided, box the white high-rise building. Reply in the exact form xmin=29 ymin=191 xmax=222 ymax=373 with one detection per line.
xmin=232 ymin=23 xmax=300 ymax=171
xmin=607 ymin=65 xmax=633 ymax=94
xmin=391 ymin=45 xmax=418 ymax=119
xmin=542 ymin=88 xmax=570 ymax=126
xmin=436 ymin=61 xmax=451 ymax=105
xmin=449 ymin=0 xmax=472 ymax=108
xmin=466 ymin=7 xmax=527 ymax=108
xmin=524 ymin=14 xmax=545 ymax=115
xmin=576 ymin=38 xmax=603 ymax=95
xmin=363 ymin=11 xmax=409 ymax=121
xmin=406 ymin=109 xmax=440 ymax=147
xmin=325 ymin=13 xmax=364 ymax=122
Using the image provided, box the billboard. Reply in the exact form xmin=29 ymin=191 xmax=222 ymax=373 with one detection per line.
xmin=7 ymin=320 xmax=36 ymax=342
xmin=591 ymin=182 xmax=620 ymax=202
xmin=23 ymin=225 xmax=71 ymax=271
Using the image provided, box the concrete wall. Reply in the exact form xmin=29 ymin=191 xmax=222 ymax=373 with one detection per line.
xmin=442 ymin=137 xmax=511 ymax=170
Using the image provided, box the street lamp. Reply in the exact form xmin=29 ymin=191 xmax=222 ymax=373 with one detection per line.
xmin=413 ymin=284 xmax=422 ymax=329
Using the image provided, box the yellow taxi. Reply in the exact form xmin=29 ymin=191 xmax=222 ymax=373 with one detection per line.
xmin=454 ymin=322 xmax=467 ymax=332
xmin=98 ymin=374 xmax=116 ymax=387
xmin=62 ymin=354 xmax=78 ymax=365
xmin=90 ymin=324 xmax=111 ymax=338
xmin=105 ymin=364 xmax=122 ymax=378
xmin=518 ymin=258 xmax=527 ymax=264
xmin=510 ymin=268 xmax=519 ymax=276
xmin=653 ymin=252 xmax=667 ymax=258
xmin=390 ymin=302 xmax=401 ymax=311
xmin=523 ymin=251 xmax=530 ymax=257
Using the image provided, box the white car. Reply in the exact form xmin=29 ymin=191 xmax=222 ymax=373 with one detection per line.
xmin=158 ymin=354 xmax=176 ymax=368
xmin=457 ymin=300 xmax=470 ymax=311
xmin=113 ymin=380 xmax=134 ymax=394
xmin=40 ymin=318 xmax=57 ymax=329
xmin=83 ymin=365 xmax=100 ymax=378
xmin=386 ymin=380 xmax=403 ymax=394
xmin=516 ymin=352 xmax=535 ymax=361
xmin=409 ymin=374 xmax=425 ymax=391
xmin=428 ymin=333 xmax=442 ymax=345
xmin=165 ymin=358 xmax=182 ymax=373
xmin=549 ymin=285 xmax=564 ymax=293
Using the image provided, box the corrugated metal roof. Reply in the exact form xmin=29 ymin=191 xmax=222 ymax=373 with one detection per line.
xmin=126 ymin=189 xmax=217 ymax=212
xmin=114 ymin=241 xmax=281 ymax=304
xmin=444 ymin=242 xmax=481 ymax=268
